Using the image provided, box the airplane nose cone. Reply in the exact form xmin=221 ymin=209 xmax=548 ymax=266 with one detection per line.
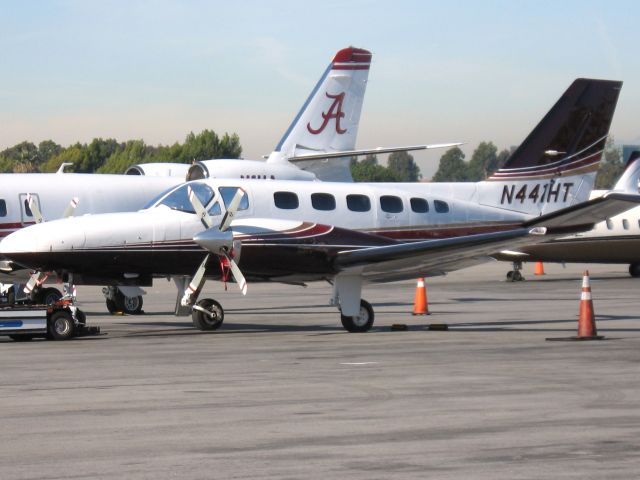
xmin=0 ymin=221 xmax=86 ymax=255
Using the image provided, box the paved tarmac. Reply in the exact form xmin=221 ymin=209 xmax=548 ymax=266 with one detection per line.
xmin=1 ymin=262 xmax=640 ymax=479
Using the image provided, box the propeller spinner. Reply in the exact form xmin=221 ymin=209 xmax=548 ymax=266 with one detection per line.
xmin=180 ymin=186 xmax=247 ymax=308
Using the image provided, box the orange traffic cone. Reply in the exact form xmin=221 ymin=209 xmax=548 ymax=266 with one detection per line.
xmin=534 ymin=261 xmax=545 ymax=275
xmin=412 ymin=278 xmax=430 ymax=315
xmin=546 ymin=270 xmax=604 ymax=342
xmin=576 ymin=270 xmax=603 ymax=339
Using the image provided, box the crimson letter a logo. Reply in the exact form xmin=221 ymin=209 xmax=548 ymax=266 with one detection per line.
xmin=307 ymin=92 xmax=347 ymax=135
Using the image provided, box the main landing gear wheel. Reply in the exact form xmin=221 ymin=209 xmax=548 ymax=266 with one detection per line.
xmin=48 ymin=310 xmax=75 ymax=340
xmin=120 ymin=295 xmax=143 ymax=315
xmin=506 ymin=270 xmax=524 ymax=282
xmin=106 ymin=292 xmax=144 ymax=315
xmin=340 ymin=299 xmax=374 ymax=333
xmin=629 ymin=263 xmax=640 ymax=278
xmin=192 ymin=298 xmax=224 ymax=331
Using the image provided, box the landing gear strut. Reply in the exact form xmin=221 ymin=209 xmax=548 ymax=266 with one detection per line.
xmin=331 ymin=274 xmax=375 ymax=332
xmin=506 ymin=261 xmax=525 ymax=282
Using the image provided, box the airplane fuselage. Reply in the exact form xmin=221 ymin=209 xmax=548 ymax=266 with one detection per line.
xmin=0 ymin=177 xmax=584 ymax=284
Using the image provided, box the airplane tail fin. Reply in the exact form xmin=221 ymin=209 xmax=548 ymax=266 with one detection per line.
xmin=478 ymin=78 xmax=622 ymax=215
xmin=613 ymin=156 xmax=640 ymax=193
xmin=267 ymin=47 xmax=371 ymax=165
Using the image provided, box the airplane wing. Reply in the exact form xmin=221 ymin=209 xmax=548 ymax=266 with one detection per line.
xmin=334 ymin=192 xmax=640 ymax=282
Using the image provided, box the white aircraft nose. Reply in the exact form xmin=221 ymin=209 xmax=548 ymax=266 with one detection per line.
xmin=0 ymin=221 xmax=86 ymax=254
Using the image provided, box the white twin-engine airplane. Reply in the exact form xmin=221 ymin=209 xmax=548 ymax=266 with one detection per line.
xmin=2 ymin=79 xmax=636 ymax=332
xmin=0 ymin=46 xmax=456 ymax=311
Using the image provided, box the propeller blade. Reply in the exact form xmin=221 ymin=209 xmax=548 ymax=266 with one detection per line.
xmin=27 ymin=194 xmax=44 ymax=223
xmin=63 ymin=197 xmax=79 ymax=218
xmin=180 ymin=254 xmax=210 ymax=307
xmin=188 ymin=186 xmax=213 ymax=229
xmin=220 ymin=188 xmax=245 ymax=232
xmin=225 ymin=253 xmax=247 ymax=295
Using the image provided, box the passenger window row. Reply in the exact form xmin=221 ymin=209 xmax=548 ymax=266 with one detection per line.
xmin=273 ymin=192 xmax=449 ymax=214
xmin=605 ymin=218 xmax=636 ymax=231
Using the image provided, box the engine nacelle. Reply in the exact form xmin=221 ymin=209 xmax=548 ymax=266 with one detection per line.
xmin=186 ymin=159 xmax=317 ymax=181
xmin=125 ymin=163 xmax=191 ymax=177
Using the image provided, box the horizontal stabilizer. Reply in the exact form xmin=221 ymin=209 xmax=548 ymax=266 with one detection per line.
xmin=287 ymin=143 xmax=463 ymax=162
xmin=523 ymin=192 xmax=640 ymax=231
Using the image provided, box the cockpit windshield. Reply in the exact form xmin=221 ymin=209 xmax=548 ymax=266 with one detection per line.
xmin=156 ymin=182 xmax=215 ymax=214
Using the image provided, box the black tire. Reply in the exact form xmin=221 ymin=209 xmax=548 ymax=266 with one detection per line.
xmin=120 ymin=295 xmax=144 ymax=315
xmin=506 ymin=271 xmax=514 ymax=281
xmin=629 ymin=263 xmax=640 ymax=278
xmin=192 ymin=298 xmax=224 ymax=331
xmin=512 ymin=271 xmax=524 ymax=282
xmin=340 ymin=299 xmax=374 ymax=333
xmin=9 ymin=335 xmax=34 ymax=342
xmin=106 ymin=299 xmax=118 ymax=314
xmin=40 ymin=287 xmax=63 ymax=305
xmin=48 ymin=310 xmax=75 ymax=340
xmin=6 ymin=289 xmax=15 ymax=305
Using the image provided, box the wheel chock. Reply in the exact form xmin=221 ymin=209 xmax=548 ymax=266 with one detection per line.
xmin=390 ymin=324 xmax=408 ymax=331
xmin=428 ymin=323 xmax=448 ymax=331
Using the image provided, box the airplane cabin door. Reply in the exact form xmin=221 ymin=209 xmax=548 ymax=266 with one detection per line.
xmin=18 ymin=193 xmax=39 ymax=226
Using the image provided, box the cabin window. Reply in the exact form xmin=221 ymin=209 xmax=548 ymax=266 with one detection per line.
xmin=606 ymin=219 xmax=613 ymax=230
xmin=158 ymin=183 xmax=215 ymax=214
xmin=410 ymin=198 xmax=429 ymax=213
xmin=380 ymin=195 xmax=403 ymax=213
xmin=623 ymin=219 xmax=630 ymax=230
xmin=218 ymin=187 xmax=249 ymax=211
xmin=0 ymin=200 xmax=6 ymax=217
xmin=311 ymin=193 xmax=336 ymax=211
xmin=434 ymin=200 xmax=450 ymax=213
xmin=346 ymin=194 xmax=371 ymax=212
xmin=274 ymin=191 xmax=299 ymax=209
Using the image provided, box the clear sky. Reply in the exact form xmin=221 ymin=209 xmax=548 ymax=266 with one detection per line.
xmin=2 ymin=0 xmax=639 ymax=178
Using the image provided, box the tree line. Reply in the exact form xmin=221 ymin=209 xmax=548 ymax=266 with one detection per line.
xmin=0 ymin=130 xmax=242 ymax=174
xmin=0 ymin=132 xmax=624 ymax=188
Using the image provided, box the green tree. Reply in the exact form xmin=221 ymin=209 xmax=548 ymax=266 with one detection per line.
xmin=360 ymin=154 xmax=378 ymax=166
xmin=38 ymin=140 xmax=63 ymax=165
xmin=432 ymin=147 xmax=468 ymax=182
xmin=40 ymin=144 xmax=85 ymax=172
xmin=0 ymin=141 xmax=39 ymax=172
xmin=595 ymin=138 xmax=623 ymax=189
xmin=495 ymin=148 xmax=512 ymax=172
xmin=98 ymin=140 xmax=152 ymax=173
xmin=351 ymin=160 xmax=399 ymax=181
xmin=467 ymin=141 xmax=498 ymax=180
xmin=388 ymin=151 xmax=421 ymax=181
xmin=78 ymin=138 xmax=122 ymax=172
